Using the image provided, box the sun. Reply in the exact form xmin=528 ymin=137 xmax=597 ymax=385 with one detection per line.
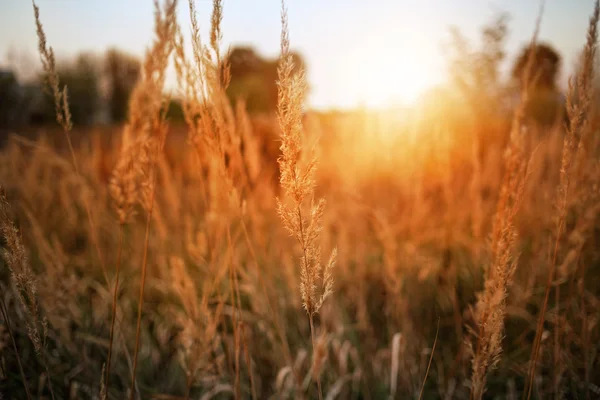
xmin=345 ymin=38 xmax=438 ymax=108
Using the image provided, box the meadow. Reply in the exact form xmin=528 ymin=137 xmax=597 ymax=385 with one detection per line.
xmin=1 ymin=0 xmax=600 ymax=399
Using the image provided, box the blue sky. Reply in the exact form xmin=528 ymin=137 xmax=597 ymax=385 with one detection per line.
xmin=0 ymin=0 xmax=596 ymax=109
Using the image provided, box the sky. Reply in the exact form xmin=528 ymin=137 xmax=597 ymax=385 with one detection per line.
xmin=0 ymin=0 xmax=596 ymax=109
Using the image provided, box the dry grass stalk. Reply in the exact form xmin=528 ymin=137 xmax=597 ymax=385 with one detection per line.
xmin=105 ymin=136 xmax=149 ymax=397
xmin=276 ymin=2 xmax=336 ymax=398
xmin=110 ymin=137 xmax=148 ymax=224
xmin=100 ymin=1 xmax=180 ymax=399
xmin=32 ymin=1 xmax=72 ymax=135
xmin=104 ymin=133 xmax=161 ymax=400
xmin=0 ymin=189 xmax=54 ymax=400
xmin=32 ymin=0 xmax=108 ymax=287
xmin=106 ymin=0 xmax=178 ymax=387
xmin=169 ymin=256 xmax=224 ymax=398
xmin=418 ymin=320 xmax=439 ymax=400
xmin=0 ymin=191 xmax=33 ymax=400
xmin=0 ymin=298 xmax=32 ymax=399
xmin=174 ymin=0 xmax=248 ymax=213
xmin=99 ymin=364 xmax=107 ymax=400
xmin=277 ymin=1 xmax=335 ymax=321
xmin=238 ymin=212 xmax=301 ymax=391
xmin=203 ymin=7 xmax=251 ymax=397
xmin=389 ymin=333 xmax=402 ymax=399
xmin=103 ymin=220 xmax=123 ymax=399
xmin=469 ymin=4 xmax=542 ymax=398
xmin=174 ymin=2 xmax=260 ymax=397
xmin=239 ymin=322 xmax=257 ymax=400
xmin=30 ymin=11 xmax=125 ymax=394
xmin=526 ymin=1 xmax=600 ymax=398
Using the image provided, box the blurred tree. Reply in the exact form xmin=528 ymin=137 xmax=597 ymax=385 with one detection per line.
xmin=69 ymin=53 xmax=101 ymax=125
xmin=0 ymin=70 xmax=22 ymax=128
xmin=446 ymin=16 xmax=566 ymax=131
xmin=166 ymin=98 xmax=185 ymax=122
xmin=228 ymin=47 xmax=265 ymax=78
xmin=512 ymin=43 xmax=564 ymax=127
xmin=3 ymin=49 xmax=140 ymax=129
xmin=104 ymin=48 xmax=141 ymax=123
xmin=446 ymin=12 xmax=509 ymax=109
xmin=512 ymin=43 xmax=561 ymax=91
xmin=1 ymin=49 xmax=37 ymax=129
xmin=37 ymin=53 xmax=101 ymax=126
xmin=445 ymin=13 xmax=511 ymax=150
xmin=225 ymin=46 xmax=305 ymax=114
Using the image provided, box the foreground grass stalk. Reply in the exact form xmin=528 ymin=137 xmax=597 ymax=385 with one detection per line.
xmin=32 ymin=4 xmax=109 ymax=396
xmin=470 ymin=5 xmax=542 ymax=398
xmin=0 ymin=296 xmax=32 ymax=400
xmin=230 ymin=225 xmax=257 ymax=400
xmin=300 ymin=208 xmax=324 ymax=400
xmin=240 ymin=322 xmax=257 ymax=400
xmin=108 ymin=1 xmax=176 ymax=397
xmin=276 ymin=2 xmax=336 ymax=398
xmin=227 ymin=227 xmax=242 ymax=400
xmin=308 ymin=313 xmax=323 ymax=400
xmin=239 ymin=219 xmax=302 ymax=392
xmin=104 ymin=222 xmax=124 ymax=397
xmin=32 ymin=0 xmax=108 ymax=285
xmin=228 ymin=223 xmax=257 ymax=399
xmin=1 ymin=182 xmax=56 ymax=400
xmin=418 ymin=319 xmax=439 ymax=400
xmin=129 ymin=171 xmax=157 ymax=400
xmin=525 ymin=2 xmax=599 ymax=398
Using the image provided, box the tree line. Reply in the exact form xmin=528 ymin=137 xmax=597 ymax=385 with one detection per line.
xmin=0 ymin=46 xmax=304 ymax=129
xmin=1 ymin=49 xmax=140 ymax=128
xmin=0 ymin=14 xmax=581 ymax=131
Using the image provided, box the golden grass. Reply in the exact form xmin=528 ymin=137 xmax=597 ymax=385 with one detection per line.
xmin=0 ymin=0 xmax=600 ymax=399
xmin=468 ymin=5 xmax=543 ymax=398
xmin=275 ymin=4 xmax=336 ymax=398
xmin=526 ymin=2 xmax=600 ymax=398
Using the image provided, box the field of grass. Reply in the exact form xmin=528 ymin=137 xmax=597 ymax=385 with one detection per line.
xmin=1 ymin=0 xmax=600 ymax=399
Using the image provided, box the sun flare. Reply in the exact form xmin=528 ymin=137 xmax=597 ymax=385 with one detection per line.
xmin=345 ymin=37 xmax=439 ymax=108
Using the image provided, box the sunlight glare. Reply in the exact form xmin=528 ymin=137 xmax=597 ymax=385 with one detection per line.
xmin=346 ymin=37 xmax=438 ymax=108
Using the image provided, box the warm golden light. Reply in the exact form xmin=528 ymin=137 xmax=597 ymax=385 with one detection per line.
xmin=343 ymin=36 xmax=439 ymax=107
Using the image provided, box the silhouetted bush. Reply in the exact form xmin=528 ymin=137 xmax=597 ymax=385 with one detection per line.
xmin=105 ymin=48 xmax=141 ymax=123
xmin=225 ymin=46 xmax=305 ymax=114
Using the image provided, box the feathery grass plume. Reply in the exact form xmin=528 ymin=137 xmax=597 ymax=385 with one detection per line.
xmin=169 ymin=256 xmax=224 ymax=399
xmin=555 ymin=0 xmax=600 ymax=238
xmin=32 ymin=0 xmax=108 ymax=287
xmin=0 ymin=190 xmax=33 ymax=400
xmin=210 ymin=0 xmax=223 ymax=66
xmin=107 ymin=0 xmax=178 ymax=387
xmin=174 ymin=0 xmax=247 ymax=212
xmin=469 ymin=4 xmax=542 ymax=399
xmin=110 ymin=136 xmax=145 ymax=224
xmin=104 ymin=135 xmax=141 ymax=399
xmin=104 ymin=1 xmax=179 ymax=398
xmin=526 ymin=1 xmax=600 ymax=397
xmin=0 ymin=189 xmax=54 ymax=400
xmin=276 ymin=2 xmax=336 ymax=398
xmin=175 ymin=2 xmax=254 ymax=395
xmin=571 ymin=0 xmax=600 ymax=187
xmin=32 ymin=1 xmax=71 ymax=134
xmin=125 ymin=0 xmax=178 ymax=145
xmin=277 ymin=0 xmax=336 ymax=320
